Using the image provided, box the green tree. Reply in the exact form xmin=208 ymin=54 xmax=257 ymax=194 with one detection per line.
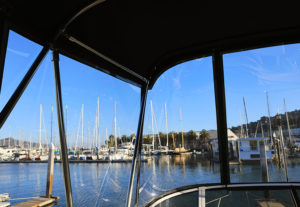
xmin=121 ymin=134 xmax=128 ymax=142
xmin=159 ymin=132 xmax=165 ymax=146
xmin=187 ymin=130 xmax=196 ymax=148
xmin=200 ymin=129 xmax=210 ymax=143
xmin=143 ymin=134 xmax=152 ymax=144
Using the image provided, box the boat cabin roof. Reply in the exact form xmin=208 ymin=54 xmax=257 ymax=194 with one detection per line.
xmin=1 ymin=1 xmax=300 ymax=88
xmin=237 ymin=137 xmax=269 ymax=141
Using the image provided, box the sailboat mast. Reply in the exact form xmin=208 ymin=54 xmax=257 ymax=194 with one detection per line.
xmin=266 ymin=91 xmax=273 ymax=144
xmin=254 ymin=122 xmax=259 ymax=138
xmin=150 ymin=100 xmax=155 ymax=150
xmin=114 ymin=102 xmax=118 ymax=152
xmin=239 ymin=110 xmax=244 ymax=138
xmin=261 ymin=121 xmax=265 ymax=138
xmin=21 ymin=129 xmax=24 ymax=149
xmin=243 ymin=97 xmax=249 ymax=137
xmin=51 ymin=105 xmax=53 ymax=143
xmin=95 ymin=116 xmax=98 ymax=148
xmin=284 ymin=98 xmax=292 ymax=143
xmin=7 ymin=128 xmax=10 ymax=148
xmin=106 ymin=128 xmax=108 ymax=147
xmin=179 ymin=107 xmax=184 ymax=148
xmin=97 ymin=96 xmax=100 ymax=148
xmin=88 ymin=121 xmax=90 ymax=149
xmin=95 ymin=114 xmax=98 ymax=149
xmin=165 ymin=103 xmax=169 ymax=147
xmin=65 ymin=104 xmax=68 ymax=139
xmin=81 ymin=104 xmax=84 ymax=148
xmin=39 ymin=104 xmax=42 ymax=150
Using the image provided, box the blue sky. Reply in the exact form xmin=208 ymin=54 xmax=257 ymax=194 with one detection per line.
xmin=224 ymin=44 xmax=300 ymax=128
xmin=1 ymin=31 xmax=300 ymax=146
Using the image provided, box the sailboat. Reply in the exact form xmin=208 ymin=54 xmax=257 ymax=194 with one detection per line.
xmin=236 ymin=96 xmax=273 ymax=163
xmin=78 ymin=104 xmax=87 ymax=160
xmin=109 ymin=101 xmax=130 ymax=161
xmin=35 ymin=104 xmax=48 ymax=161
xmin=150 ymin=100 xmax=160 ymax=155
xmin=283 ymin=99 xmax=300 ymax=158
xmin=159 ymin=103 xmax=173 ymax=154
xmin=174 ymin=107 xmax=188 ymax=154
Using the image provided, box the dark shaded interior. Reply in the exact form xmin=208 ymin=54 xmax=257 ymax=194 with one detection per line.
xmin=2 ymin=0 xmax=300 ymax=87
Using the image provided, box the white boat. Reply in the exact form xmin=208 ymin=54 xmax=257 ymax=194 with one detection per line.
xmin=0 ymin=202 xmax=10 ymax=207
xmin=0 ymin=193 xmax=9 ymax=207
xmin=109 ymin=153 xmax=126 ymax=161
xmin=151 ymin=149 xmax=161 ymax=155
xmin=82 ymin=150 xmax=97 ymax=160
xmin=0 ymin=147 xmax=17 ymax=160
xmin=68 ymin=151 xmax=77 ymax=160
xmin=0 ymin=193 xmax=9 ymax=202
xmin=238 ymin=137 xmax=272 ymax=163
xmin=120 ymin=142 xmax=134 ymax=150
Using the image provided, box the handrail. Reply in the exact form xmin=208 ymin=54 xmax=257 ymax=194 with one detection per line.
xmin=145 ymin=182 xmax=300 ymax=207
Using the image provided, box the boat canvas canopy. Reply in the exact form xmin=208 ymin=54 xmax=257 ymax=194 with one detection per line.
xmin=1 ymin=1 xmax=300 ymax=88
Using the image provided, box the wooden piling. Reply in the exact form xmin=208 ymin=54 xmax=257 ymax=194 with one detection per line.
xmin=46 ymin=143 xmax=55 ymax=198
xmin=236 ymin=141 xmax=241 ymax=163
xmin=260 ymin=140 xmax=269 ymax=182
xmin=260 ymin=140 xmax=270 ymax=199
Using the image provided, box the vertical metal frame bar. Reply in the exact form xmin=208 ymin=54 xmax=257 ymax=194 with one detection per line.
xmin=0 ymin=15 xmax=9 ymax=93
xmin=291 ymin=188 xmax=300 ymax=207
xmin=0 ymin=47 xmax=49 ymax=128
xmin=52 ymin=50 xmax=74 ymax=207
xmin=212 ymin=50 xmax=230 ymax=184
xmin=126 ymin=83 xmax=149 ymax=207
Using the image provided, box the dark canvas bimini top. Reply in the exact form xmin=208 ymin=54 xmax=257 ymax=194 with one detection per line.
xmin=1 ymin=0 xmax=300 ymax=88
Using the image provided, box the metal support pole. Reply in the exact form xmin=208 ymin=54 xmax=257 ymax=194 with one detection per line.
xmin=0 ymin=15 xmax=9 ymax=93
xmin=52 ymin=50 xmax=73 ymax=207
xmin=126 ymin=83 xmax=149 ymax=207
xmin=0 ymin=47 xmax=49 ymax=128
xmin=212 ymin=51 xmax=230 ymax=184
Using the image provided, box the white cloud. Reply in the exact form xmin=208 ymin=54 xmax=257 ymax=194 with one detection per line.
xmin=129 ymin=84 xmax=140 ymax=94
xmin=7 ymin=47 xmax=30 ymax=58
xmin=244 ymin=56 xmax=300 ymax=83
xmin=172 ymin=70 xmax=182 ymax=89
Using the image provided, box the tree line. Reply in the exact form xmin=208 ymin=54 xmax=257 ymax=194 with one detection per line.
xmin=231 ymin=109 xmax=300 ymax=137
xmin=105 ymin=129 xmax=211 ymax=150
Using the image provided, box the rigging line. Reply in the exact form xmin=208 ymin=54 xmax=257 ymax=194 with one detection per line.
xmin=94 ymin=164 xmax=111 ymax=207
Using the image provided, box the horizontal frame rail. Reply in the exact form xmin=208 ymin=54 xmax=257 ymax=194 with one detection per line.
xmin=146 ymin=182 xmax=300 ymax=207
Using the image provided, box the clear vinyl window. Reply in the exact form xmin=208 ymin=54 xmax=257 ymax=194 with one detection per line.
xmin=139 ymin=57 xmax=220 ymax=206
xmin=224 ymin=43 xmax=300 ymax=183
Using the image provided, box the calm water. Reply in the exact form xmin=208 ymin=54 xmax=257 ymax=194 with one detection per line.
xmin=1 ymin=155 xmax=300 ymax=206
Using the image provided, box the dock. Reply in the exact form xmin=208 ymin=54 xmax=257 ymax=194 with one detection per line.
xmin=12 ymin=196 xmax=59 ymax=207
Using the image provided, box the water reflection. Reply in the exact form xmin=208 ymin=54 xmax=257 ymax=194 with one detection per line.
xmin=139 ymin=154 xmax=220 ymax=206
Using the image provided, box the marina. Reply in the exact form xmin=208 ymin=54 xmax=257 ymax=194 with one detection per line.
xmin=1 ymin=1 xmax=300 ymax=206
xmin=1 ymin=155 xmax=300 ymax=206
